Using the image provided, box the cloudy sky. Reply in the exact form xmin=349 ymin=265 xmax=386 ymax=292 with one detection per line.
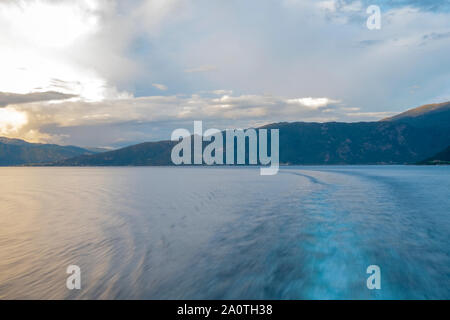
xmin=0 ymin=0 xmax=449 ymax=147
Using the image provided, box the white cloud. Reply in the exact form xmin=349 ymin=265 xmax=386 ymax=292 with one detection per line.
xmin=0 ymin=1 xmax=99 ymax=48
xmin=318 ymin=1 xmax=337 ymax=12
xmin=0 ymin=0 xmax=448 ymax=146
xmin=340 ymin=107 xmax=360 ymax=111
xmin=286 ymin=97 xmax=340 ymax=109
xmin=0 ymin=0 xmax=174 ymax=102
xmin=152 ymin=83 xmax=168 ymax=91
xmin=209 ymin=90 xmax=233 ymax=95
xmin=0 ymin=108 xmax=28 ymax=136
xmin=0 ymin=1 xmax=109 ymax=99
xmin=340 ymin=1 xmax=362 ymax=13
xmin=5 ymin=92 xmax=364 ymax=144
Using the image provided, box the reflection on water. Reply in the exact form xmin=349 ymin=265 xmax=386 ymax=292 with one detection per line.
xmin=0 ymin=166 xmax=449 ymax=299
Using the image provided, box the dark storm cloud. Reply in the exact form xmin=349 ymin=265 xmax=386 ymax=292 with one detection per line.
xmin=0 ymin=91 xmax=76 ymax=107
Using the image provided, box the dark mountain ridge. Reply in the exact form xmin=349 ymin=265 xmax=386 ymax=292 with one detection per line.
xmin=54 ymin=101 xmax=450 ymax=166
xmin=264 ymin=120 xmax=449 ymax=164
xmin=382 ymin=101 xmax=450 ymax=128
xmin=418 ymin=146 xmax=450 ymax=165
xmin=55 ymin=140 xmax=176 ymax=166
xmin=3 ymin=101 xmax=449 ymax=166
xmin=0 ymin=137 xmax=95 ymax=166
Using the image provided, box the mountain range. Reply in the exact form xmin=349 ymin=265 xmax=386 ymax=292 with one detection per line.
xmin=382 ymin=101 xmax=450 ymax=128
xmin=418 ymin=146 xmax=450 ymax=165
xmin=0 ymin=138 xmax=95 ymax=166
xmin=1 ymin=101 xmax=449 ymax=166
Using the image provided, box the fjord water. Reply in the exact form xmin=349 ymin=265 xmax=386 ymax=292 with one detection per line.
xmin=0 ymin=166 xmax=448 ymax=299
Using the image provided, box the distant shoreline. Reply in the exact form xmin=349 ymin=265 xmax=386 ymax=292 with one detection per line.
xmin=2 ymin=163 xmax=448 ymax=168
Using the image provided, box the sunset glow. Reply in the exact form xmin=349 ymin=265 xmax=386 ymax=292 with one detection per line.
xmin=0 ymin=108 xmax=28 ymax=135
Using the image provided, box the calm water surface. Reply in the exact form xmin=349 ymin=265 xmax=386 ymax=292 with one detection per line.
xmin=0 ymin=166 xmax=449 ymax=299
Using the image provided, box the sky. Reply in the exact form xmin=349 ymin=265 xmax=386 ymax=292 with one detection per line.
xmin=0 ymin=0 xmax=449 ymax=148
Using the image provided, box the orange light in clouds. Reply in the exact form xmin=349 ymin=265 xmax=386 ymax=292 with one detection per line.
xmin=0 ymin=108 xmax=28 ymax=135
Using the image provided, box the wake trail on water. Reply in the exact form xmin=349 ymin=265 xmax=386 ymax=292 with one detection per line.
xmin=0 ymin=167 xmax=448 ymax=299
xmin=283 ymin=169 xmax=382 ymax=299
